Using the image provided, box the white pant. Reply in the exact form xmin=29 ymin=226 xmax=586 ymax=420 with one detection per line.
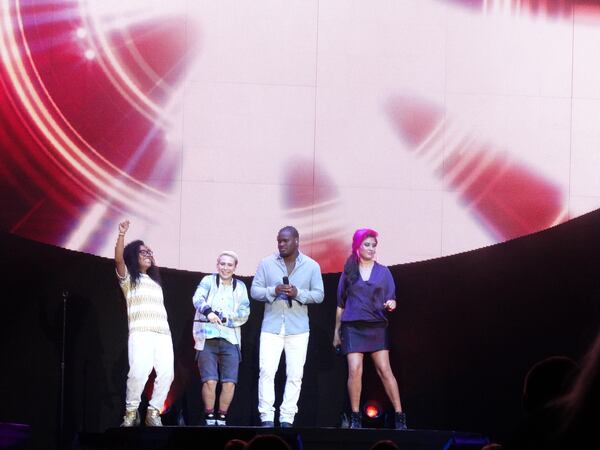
xmin=258 ymin=330 xmax=309 ymax=423
xmin=125 ymin=331 xmax=174 ymax=412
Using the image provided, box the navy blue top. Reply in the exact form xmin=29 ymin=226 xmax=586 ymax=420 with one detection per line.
xmin=336 ymin=262 xmax=396 ymax=323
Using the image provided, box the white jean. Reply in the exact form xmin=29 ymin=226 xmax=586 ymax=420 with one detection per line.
xmin=125 ymin=331 xmax=174 ymax=412
xmin=258 ymin=330 xmax=310 ymax=423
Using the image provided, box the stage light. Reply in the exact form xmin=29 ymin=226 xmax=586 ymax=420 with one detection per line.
xmin=84 ymin=49 xmax=96 ymax=60
xmin=364 ymin=403 xmax=381 ymax=419
xmin=362 ymin=401 xmax=385 ymax=428
xmin=76 ymin=27 xmax=87 ymax=39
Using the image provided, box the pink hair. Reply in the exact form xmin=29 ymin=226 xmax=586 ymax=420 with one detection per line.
xmin=351 ymin=228 xmax=379 ymax=260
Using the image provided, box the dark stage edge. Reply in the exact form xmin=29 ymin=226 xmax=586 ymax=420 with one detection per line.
xmin=77 ymin=426 xmax=489 ymax=450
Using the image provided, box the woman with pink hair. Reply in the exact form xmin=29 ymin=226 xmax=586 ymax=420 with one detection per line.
xmin=333 ymin=228 xmax=406 ymax=430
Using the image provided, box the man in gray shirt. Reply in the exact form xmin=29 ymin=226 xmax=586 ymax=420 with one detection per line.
xmin=251 ymin=226 xmax=324 ymax=427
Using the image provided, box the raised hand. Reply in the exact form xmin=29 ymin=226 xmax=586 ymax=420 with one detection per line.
xmin=118 ymin=220 xmax=130 ymax=235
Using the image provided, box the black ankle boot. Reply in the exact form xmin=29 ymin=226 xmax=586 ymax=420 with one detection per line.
xmin=350 ymin=412 xmax=362 ymax=429
xmin=394 ymin=411 xmax=407 ymax=430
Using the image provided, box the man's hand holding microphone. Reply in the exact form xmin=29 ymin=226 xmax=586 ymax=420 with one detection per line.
xmin=275 ymin=276 xmax=298 ymax=307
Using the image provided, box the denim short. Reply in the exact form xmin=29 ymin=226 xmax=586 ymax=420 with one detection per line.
xmin=196 ymin=338 xmax=240 ymax=383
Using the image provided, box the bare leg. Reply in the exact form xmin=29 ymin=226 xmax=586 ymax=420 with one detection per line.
xmin=371 ymin=350 xmax=402 ymax=412
xmin=218 ymin=382 xmax=235 ymax=413
xmin=202 ymin=380 xmax=218 ymax=411
xmin=346 ymin=353 xmax=364 ymax=412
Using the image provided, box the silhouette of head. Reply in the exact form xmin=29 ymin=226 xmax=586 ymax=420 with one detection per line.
xmin=522 ymin=355 xmax=579 ymax=413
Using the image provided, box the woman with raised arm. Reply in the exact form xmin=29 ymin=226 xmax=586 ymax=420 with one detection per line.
xmin=115 ymin=220 xmax=174 ymax=427
xmin=333 ymin=228 xmax=406 ymax=430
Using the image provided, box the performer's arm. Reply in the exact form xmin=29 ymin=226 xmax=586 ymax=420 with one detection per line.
xmin=383 ymin=267 xmax=397 ymax=312
xmin=250 ymin=262 xmax=276 ymax=303
xmin=227 ymin=282 xmax=251 ymax=327
xmin=193 ymin=276 xmax=223 ymax=324
xmin=192 ymin=276 xmax=211 ymax=311
xmin=333 ymin=271 xmax=346 ymax=348
xmin=333 ymin=306 xmax=343 ymax=348
xmin=293 ymin=263 xmax=324 ymax=305
xmin=115 ymin=220 xmax=129 ymax=278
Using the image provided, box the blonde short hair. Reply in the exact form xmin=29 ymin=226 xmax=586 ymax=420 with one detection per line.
xmin=218 ymin=251 xmax=239 ymax=266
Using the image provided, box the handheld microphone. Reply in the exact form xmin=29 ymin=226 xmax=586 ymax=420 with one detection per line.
xmin=194 ymin=316 xmax=226 ymax=323
xmin=282 ymin=276 xmax=292 ymax=307
xmin=194 ymin=311 xmax=226 ymax=323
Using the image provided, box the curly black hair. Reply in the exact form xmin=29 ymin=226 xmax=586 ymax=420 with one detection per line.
xmin=123 ymin=239 xmax=161 ymax=288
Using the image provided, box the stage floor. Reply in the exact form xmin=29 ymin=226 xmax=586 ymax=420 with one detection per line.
xmin=77 ymin=426 xmax=489 ymax=450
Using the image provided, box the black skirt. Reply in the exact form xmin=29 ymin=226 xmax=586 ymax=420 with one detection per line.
xmin=340 ymin=321 xmax=389 ymax=355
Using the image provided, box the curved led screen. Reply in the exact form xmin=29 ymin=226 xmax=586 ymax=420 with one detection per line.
xmin=2 ymin=0 xmax=600 ymax=274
